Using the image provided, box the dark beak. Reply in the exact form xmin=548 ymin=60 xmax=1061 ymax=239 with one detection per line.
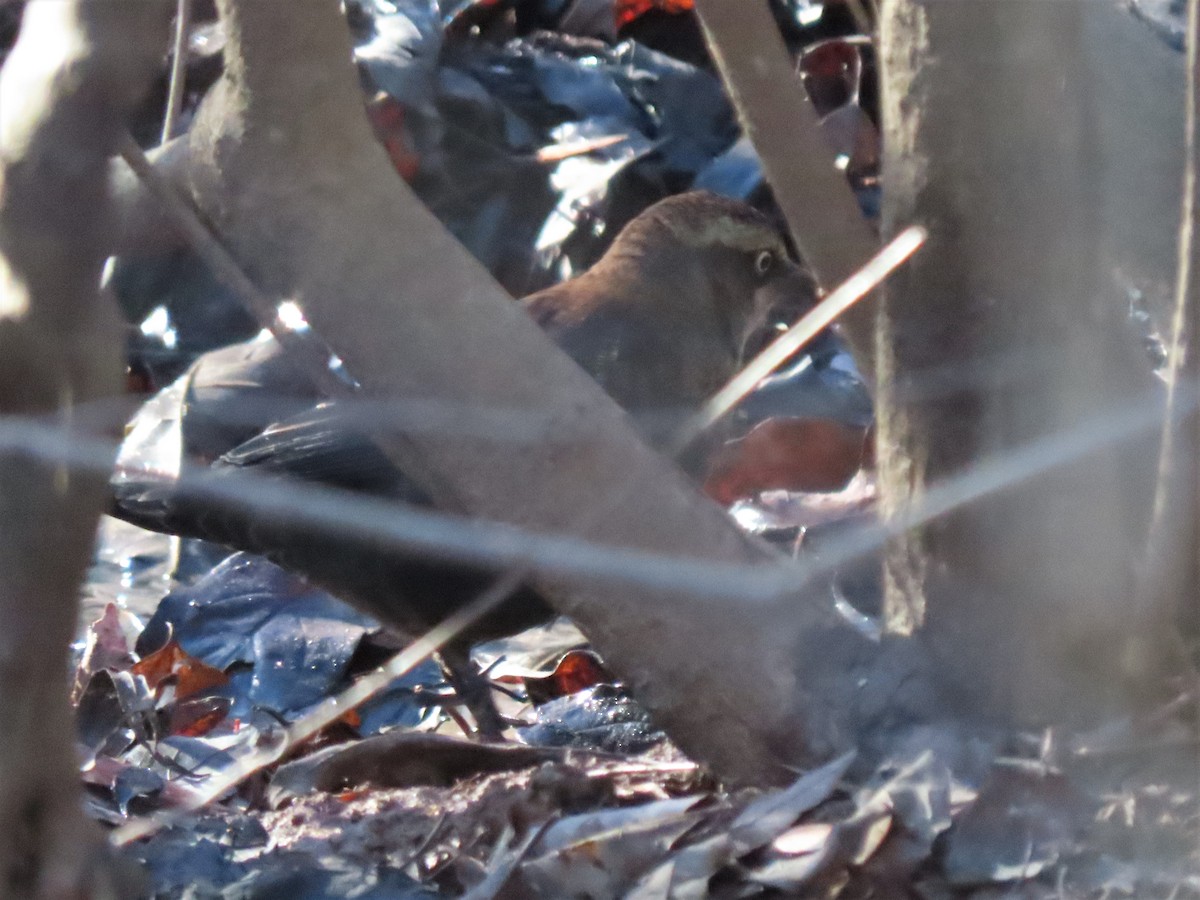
xmin=740 ymin=261 xmax=822 ymax=361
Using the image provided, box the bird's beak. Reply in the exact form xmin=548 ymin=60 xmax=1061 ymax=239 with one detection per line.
xmin=740 ymin=261 xmax=822 ymax=362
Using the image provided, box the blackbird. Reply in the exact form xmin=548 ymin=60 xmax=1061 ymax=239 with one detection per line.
xmin=112 ymin=191 xmax=818 ymax=727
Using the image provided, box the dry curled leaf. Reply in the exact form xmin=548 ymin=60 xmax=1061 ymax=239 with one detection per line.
xmin=705 ymin=417 xmax=870 ymax=505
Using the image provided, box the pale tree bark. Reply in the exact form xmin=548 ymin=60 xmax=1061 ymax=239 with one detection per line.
xmin=876 ymin=0 xmax=1178 ymax=723
xmin=0 ymin=1 xmax=169 ymax=895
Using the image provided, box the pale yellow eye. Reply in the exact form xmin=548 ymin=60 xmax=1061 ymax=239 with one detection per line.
xmin=754 ymin=249 xmax=775 ymax=276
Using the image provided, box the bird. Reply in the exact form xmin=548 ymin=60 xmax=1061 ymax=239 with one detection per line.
xmin=112 ymin=191 xmax=819 ymax=731
xmin=526 ymin=191 xmax=819 ymax=445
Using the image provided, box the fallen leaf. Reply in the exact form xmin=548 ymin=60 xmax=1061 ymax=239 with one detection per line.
xmin=133 ymin=639 xmax=228 ymax=699
xmin=365 ymin=93 xmax=420 ymax=181
xmin=525 ymin=650 xmax=614 ymax=704
xmin=616 ymin=0 xmax=695 ymax=30
xmin=705 ymin=417 xmax=870 ymax=505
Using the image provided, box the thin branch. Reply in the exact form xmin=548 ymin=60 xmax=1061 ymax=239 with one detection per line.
xmin=1140 ymin=0 xmax=1200 ymax=622
xmin=1191 ymin=0 xmax=1200 ymax=653
xmin=2 ymin=372 xmax=1184 ymax=620
xmin=161 ymin=0 xmax=192 ymax=145
xmin=108 ymin=136 xmax=192 ymax=255
xmin=673 ymin=225 xmax=925 ymax=454
xmin=843 ymin=0 xmax=874 ymax=35
xmin=117 ymin=133 xmax=350 ymax=399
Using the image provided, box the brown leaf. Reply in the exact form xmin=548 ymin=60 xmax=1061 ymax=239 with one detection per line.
xmin=132 ymin=639 xmax=228 ymax=699
xmin=525 ymin=649 xmax=614 ymax=704
xmin=174 ymin=655 xmax=229 ymax=700
xmin=704 ymin=417 xmax=869 ymax=505
xmin=131 ymin=639 xmax=188 ymax=692
xmin=72 ymin=603 xmax=136 ymax=702
xmin=169 ymin=696 xmax=232 ymax=737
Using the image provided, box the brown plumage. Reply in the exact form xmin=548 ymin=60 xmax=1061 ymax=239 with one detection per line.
xmin=523 ymin=191 xmax=819 ymax=443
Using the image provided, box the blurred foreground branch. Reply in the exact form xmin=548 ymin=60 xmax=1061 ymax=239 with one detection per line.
xmin=1140 ymin=0 xmax=1200 ymax=646
xmin=694 ymin=0 xmax=881 ymax=379
xmin=0 ymin=0 xmax=168 ymax=894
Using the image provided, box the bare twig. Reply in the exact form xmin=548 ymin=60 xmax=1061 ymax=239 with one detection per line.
xmin=7 ymin=367 xmax=1189 ymax=620
xmin=117 ymin=133 xmax=349 ymax=399
xmin=17 ymin=417 xmax=795 ymax=601
xmin=1142 ymin=0 xmax=1200 ymax=581
xmin=161 ymin=0 xmax=192 ymax=145
xmin=843 ymin=0 xmax=874 ymax=34
xmin=459 ymin=819 xmax=554 ymax=900
xmin=673 ymin=225 xmax=925 ymax=453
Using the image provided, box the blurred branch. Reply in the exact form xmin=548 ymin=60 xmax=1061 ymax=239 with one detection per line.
xmin=678 ymin=225 xmax=924 ymax=451
xmin=52 ymin=367 xmax=1188 ymax=614
xmin=108 ymin=135 xmax=191 ymax=255
xmin=0 ymin=0 xmax=169 ymax=893
xmin=1139 ymin=0 xmax=1200 ymax=677
xmin=694 ymin=0 xmax=880 ymax=379
xmin=876 ymin=0 xmax=1169 ymax=720
xmin=161 ymin=0 xmax=192 ymax=144
xmin=118 ymin=133 xmax=349 ymax=396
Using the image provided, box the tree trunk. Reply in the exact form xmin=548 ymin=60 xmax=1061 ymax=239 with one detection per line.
xmin=876 ymin=0 xmax=1177 ymax=723
xmin=0 ymin=1 xmax=168 ymax=894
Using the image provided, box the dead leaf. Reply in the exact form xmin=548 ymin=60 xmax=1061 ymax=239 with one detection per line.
xmin=72 ymin=603 xmax=136 ymax=701
xmin=705 ymin=417 xmax=869 ymax=505
xmin=616 ymin=0 xmax=696 ymax=30
xmin=132 ymin=639 xmax=228 ymax=699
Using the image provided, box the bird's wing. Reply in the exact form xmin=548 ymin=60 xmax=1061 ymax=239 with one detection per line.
xmin=216 ymin=403 xmax=429 ymax=503
xmin=110 ymin=401 xmax=552 ymax=643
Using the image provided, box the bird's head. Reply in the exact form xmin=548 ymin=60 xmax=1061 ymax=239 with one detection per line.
xmin=597 ymin=192 xmax=821 ymax=363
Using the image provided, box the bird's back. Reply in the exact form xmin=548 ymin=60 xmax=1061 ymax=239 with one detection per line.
xmin=522 ymin=272 xmax=738 ymax=438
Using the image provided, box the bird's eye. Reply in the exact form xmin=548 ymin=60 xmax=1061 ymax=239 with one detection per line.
xmin=754 ymin=250 xmax=775 ymax=276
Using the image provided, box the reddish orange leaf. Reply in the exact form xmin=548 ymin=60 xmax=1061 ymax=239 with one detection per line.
xmin=365 ymin=94 xmax=421 ymax=182
xmin=616 ymin=0 xmax=695 ymax=29
xmin=175 ymin=656 xmax=229 ymax=699
xmin=132 ymin=639 xmax=228 ymax=699
xmin=132 ymin=640 xmax=188 ymax=691
xmin=525 ymin=649 xmax=613 ymax=704
xmin=704 ymin=417 xmax=870 ymax=506
xmin=551 ymin=650 xmax=611 ymax=696
xmin=170 ymin=697 xmax=232 ymax=737
xmin=174 ymin=709 xmax=227 ymax=737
